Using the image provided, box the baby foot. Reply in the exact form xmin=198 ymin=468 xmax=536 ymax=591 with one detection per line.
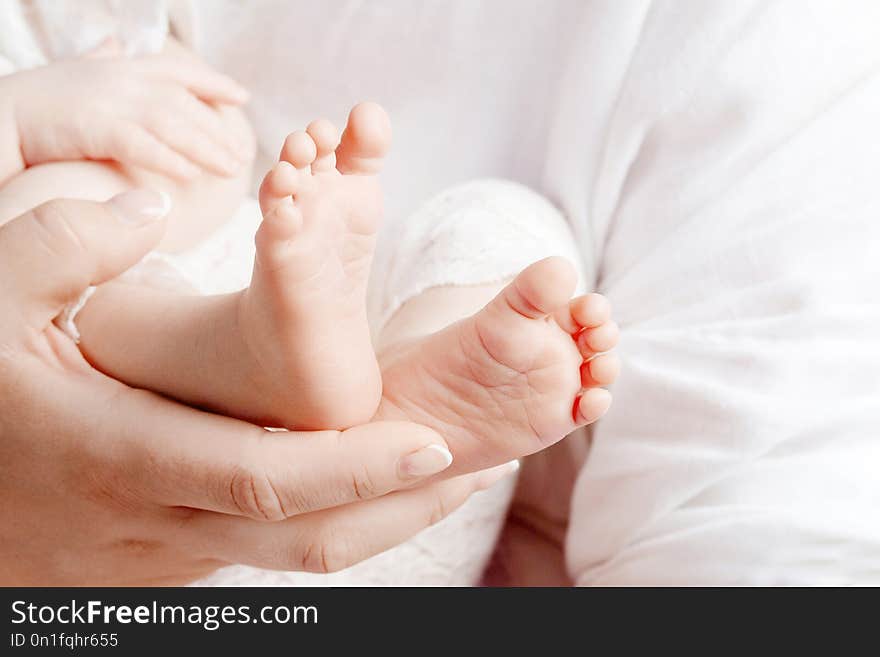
xmin=377 ymin=257 xmax=620 ymax=473
xmin=237 ymin=102 xmax=391 ymax=429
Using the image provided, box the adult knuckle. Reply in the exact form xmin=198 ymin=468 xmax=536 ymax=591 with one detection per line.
xmin=286 ymin=539 xmax=318 ymax=572
xmin=295 ymin=531 xmax=353 ymax=574
xmin=350 ymin=462 xmax=380 ymax=501
xmin=333 ymin=430 xmax=378 ymax=502
xmin=227 ymin=460 xmax=287 ymax=522
xmin=428 ymin=489 xmax=452 ymax=527
xmin=30 ymin=202 xmax=88 ymax=266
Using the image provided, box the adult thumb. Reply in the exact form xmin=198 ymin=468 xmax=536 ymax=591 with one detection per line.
xmin=0 ymin=190 xmax=169 ymax=329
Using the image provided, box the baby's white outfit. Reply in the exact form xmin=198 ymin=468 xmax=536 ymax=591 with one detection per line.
xmin=4 ymin=0 xmax=880 ymax=585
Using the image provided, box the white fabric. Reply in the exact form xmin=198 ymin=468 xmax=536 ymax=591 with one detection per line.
xmin=375 ymin=179 xmax=587 ymax=329
xmin=561 ymin=0 xmax=880 ymax=585
xmin=5 ymin=0 xmax=880 ymax=585
xmin=183 ymin=0 xmax=880 ymax=585
xmin=0 ymin=0 xmax=167 ymax=72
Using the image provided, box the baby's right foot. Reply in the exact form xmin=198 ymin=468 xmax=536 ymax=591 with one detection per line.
xmin=236 ymin=102 xmax=391 ymax=430
xmin=376 ymin=257 xmax=620 ymax=473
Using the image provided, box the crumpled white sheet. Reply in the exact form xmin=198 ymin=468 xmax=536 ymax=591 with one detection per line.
xmin=0 ymin=0 xmax=167 ymax=72
xmin=548 ymin=0 xmax=880 ymax=584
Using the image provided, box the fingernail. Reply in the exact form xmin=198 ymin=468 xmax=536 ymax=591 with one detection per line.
xmin=398 ymin=444 xmax=453 ymax=479
xmin=477 ymin=459 xmax=520 ymax=490
xmin=109 ymin=189 xmax=171 ymax=224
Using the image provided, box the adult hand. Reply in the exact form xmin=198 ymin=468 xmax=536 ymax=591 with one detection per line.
xmin=4 ymin=46 xmax=250 ymax=182
xmin=0 ymin=191 xmax=513 ymax=585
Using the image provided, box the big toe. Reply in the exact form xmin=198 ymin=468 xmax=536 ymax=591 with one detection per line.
xmin=501 ymin=257 xmax=578 ymax=319
xmin=335 ymin=101 xmax=392 ymax=175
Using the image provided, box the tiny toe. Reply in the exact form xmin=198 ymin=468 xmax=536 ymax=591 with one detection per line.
xmin=499 ymin=257 xmax=578 ymax=319
xmin=307 ymin=118 xmax=340 ymax=172
xmin=576 ymin=321 xmax=620 ymax=357
xmin=258 ymin=161 xmax=299 ymax=216
xmin=574 ymin=388 xmax=612 ymax=425
xmin=255 ymin=201 xmax=303 ymax=253
xmin=580 ymin=353 xmax=620 ymax=388
xmin=570 ymin=293 xmax=611 ymax=329
xmin=335 ymin=101 xmax=392 ymax=174
xmin=280 ymin=130 xmax=318 ymax=169
xmin=553 ymin=306 xmax=580 ymax=334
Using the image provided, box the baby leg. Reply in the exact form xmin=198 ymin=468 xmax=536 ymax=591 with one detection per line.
xmin=75 ymin=103 xmax=391 ymax=431
xmin=373 ymin=181 xmax=619 ymax=475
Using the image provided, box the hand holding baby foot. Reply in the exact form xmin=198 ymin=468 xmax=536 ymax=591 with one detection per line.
xmin=70 ymin=100 xmax=615 ymax=475
xmin=73 ymin=102 xmax=390 ymax=432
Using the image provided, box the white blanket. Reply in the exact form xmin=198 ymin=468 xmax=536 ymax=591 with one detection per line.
xmin=561 ymin=0 xmax=880 ymax=585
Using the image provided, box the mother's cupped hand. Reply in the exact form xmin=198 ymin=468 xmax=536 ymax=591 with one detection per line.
xmin=0 ymin=191 xmax=513 ymax=585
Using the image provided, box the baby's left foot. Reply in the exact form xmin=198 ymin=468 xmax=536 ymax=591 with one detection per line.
xmin=376 ymin=257 xmax=620 ymax=473
xmin=237 ymin=102 xmax=391 ymax=429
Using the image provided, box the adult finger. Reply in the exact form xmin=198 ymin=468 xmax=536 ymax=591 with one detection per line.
xmin=94 ymin=382 xmax=458 ymax=520
xmin=93 ymin=122 xmax=202 ymax=180
xmin=184 ymin=462 xmax=519 ymax=573
xmin=134 ymin=54 xmax=249 ymax=105
xmin=144 ymin=92 xmax=244 ymax=176
xmin=0 ymin=192 xmax=169 ymax=329
xmin=169 ymin=89 xmax=246 ymax=157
